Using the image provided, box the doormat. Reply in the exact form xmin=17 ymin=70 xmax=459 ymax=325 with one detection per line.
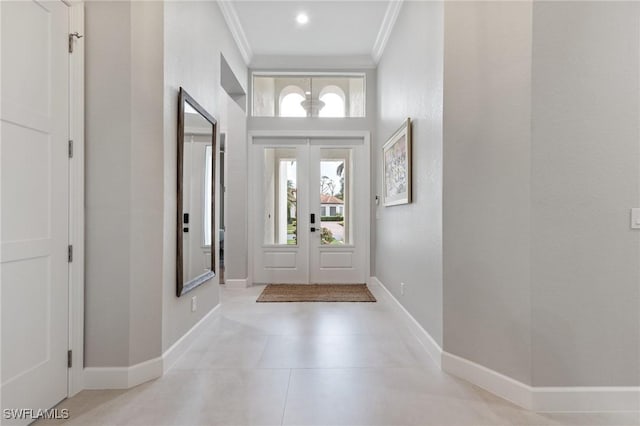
xmin=256 ymin=284 xmax=376 ymax=303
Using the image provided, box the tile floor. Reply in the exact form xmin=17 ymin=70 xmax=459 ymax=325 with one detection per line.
xmin=40 ymin=284 xmax=640 ymax=426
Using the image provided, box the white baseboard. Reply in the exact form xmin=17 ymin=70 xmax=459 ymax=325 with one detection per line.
xmin=442 ymin=351 xmax=532 ymax=409
xmin=442 ymin=352 xmax=640 ymax=412
xmin=369 ymin=276 xmax=443 ymax=368
xmin=161 ymin=303 xmax=221 ymax=373
xmin=531 ymin=386 xmax=640 ymax=413
xmin=84 ymin=357 xmax=162 ymax=390
xmin=370 ymin=276 xmax=640 ymax=413
xmin=224 ymin=278 xmax=248 ymax=289
xmin=84 ymin=303 xmax=221 ymax=390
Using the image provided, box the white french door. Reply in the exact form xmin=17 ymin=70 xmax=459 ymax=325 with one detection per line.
xmin=251 ymin=135 xmax=369 ymax=284
xmin=1 ymin=1 xmax=70 ymax=423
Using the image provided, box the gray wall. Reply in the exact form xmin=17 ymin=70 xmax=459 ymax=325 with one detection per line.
xmin=85 ymin=0 xmax=248 ymax=365
xmin=442 ymin=0 xmax=640 ymax=386
xmin=530 ymin=1 xmax=640 ymax=386
xmin=162 ymin=0 xmax=248 ymax=351
xmin=442 ymin=1 xmax=533 ymax=383
xmin=375 ymin=1 xmax=444 ymax=345
xmin=221 ymin=93 xmax=248 ymax=280
xmin=85 ymin=1 xmax=164 ymax=367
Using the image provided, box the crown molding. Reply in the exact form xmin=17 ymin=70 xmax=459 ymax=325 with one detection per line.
xmin=250 ymin=55 xmax=377 ymax=70
xmin=371 ymin=0 xmax=404 ymax=64
xmin=218 ymin=0 xmax=253 ymax=65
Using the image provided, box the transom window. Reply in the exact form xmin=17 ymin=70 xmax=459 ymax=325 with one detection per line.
xmin=252 ymin=73 xmax=365 ymax=118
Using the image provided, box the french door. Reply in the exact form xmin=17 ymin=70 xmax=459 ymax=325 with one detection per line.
xmin=1 ymin=1 xmax=70 ymax=423
xmin=252 ymin=136 xmax=369 ymax=284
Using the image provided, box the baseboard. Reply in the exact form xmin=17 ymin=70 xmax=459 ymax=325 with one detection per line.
xmin=84 ymin=303 xmax=222 ymax=390
xmin=369 ymin=276 xmax=443 ymax=368
xmin=442 ymin=351 xmax=640 ymax=412
xmin=162 ymin=303 xmax=221 ymax=373
xmin=442 ymin=351 xmax=532 ymax=409
xmin=224 ymin=278 xmax=248 ymax=289
xmin=84 ymin=357 xmax=162 ymax=390
xmin=369 ymin=276 xmax=639 ymax=413
xmin=531 ymin=386 xmax=640 ymax=413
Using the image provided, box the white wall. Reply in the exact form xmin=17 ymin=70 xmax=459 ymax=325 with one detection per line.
xmin=163 ymin=0 xmax=248 ymax=351
xmin=375 ymin=1 xmax=444 ymax=345
xmin=443 ymin=1 xmax=533 ymax=383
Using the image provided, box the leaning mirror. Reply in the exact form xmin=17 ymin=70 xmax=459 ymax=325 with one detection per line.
xmin=177 ymin=87 xmax=216 ymax=296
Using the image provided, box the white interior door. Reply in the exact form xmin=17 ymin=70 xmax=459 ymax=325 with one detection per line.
xmin=252 ymin=136 xmax=369 ymax=284
xmin=1 ymin=1 xmax=70 ymax=422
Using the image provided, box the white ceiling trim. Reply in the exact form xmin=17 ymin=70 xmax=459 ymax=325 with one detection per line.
xmin=218 ymin=1 xmax=253 ymax=65
xmin=371 ymin=0 xmax=404 ymax=64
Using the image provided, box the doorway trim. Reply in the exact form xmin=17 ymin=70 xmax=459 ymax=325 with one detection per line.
xmin=247 ymin=130 xmax=371 ymax=286
xmin=68 ymin=0 xmax=85 ymax=397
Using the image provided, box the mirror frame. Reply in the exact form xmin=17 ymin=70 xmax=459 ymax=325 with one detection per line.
xmin=177 ymin=87 xmax=217 ymax=297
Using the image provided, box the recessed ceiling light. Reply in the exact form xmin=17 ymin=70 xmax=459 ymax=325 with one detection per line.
xmin=296 ymin=13 xmax=309 ymax=25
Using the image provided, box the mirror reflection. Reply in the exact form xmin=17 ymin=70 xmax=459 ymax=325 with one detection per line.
xmin=178 ymin=88 xmax=216 ymax=296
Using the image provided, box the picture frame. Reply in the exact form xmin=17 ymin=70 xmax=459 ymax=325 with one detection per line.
xmin=382 ymin=118 xmax=412 ymax=206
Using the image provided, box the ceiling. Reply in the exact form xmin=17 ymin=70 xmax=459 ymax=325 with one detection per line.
xmin=222 ymin=1 xmax=399 ymax=64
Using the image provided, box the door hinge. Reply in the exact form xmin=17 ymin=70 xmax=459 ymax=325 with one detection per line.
xmin=68 ymin=140 xmax=73 ymax=158
xmin=67 ymin=350 xmax=72 ymax=368
xmin=68 ymin=245 xmax=73 ymax=263
xmin=68 ymin=32 xmax=83 ymax=53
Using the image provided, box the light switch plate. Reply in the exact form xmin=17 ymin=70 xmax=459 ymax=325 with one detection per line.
xmin=631 ymin=208 xmax=640 ymax=229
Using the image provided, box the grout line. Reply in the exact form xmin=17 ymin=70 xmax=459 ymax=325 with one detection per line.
xmin=280 ymin=369 xmax=293 ymax=426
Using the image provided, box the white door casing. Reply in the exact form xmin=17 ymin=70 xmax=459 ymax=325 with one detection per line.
xmin=250 ymin=132 xmax=370 ymax=285
xmin=1 ymin=0 xmax=70 ymax=422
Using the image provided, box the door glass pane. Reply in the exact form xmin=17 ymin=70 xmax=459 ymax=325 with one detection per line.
xmin=263 ymin=148 xmax=297 ymax=245
xmin=320 ymin=149 xmax=352 ymax=245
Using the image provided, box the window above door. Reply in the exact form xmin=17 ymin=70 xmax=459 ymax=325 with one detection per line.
xmin=252 ymin=73 xmax=366 ymax=118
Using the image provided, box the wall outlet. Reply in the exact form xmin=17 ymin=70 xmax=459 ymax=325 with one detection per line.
xmin=400 ymin=282 xmax=405 ymax=296
xmin=191 ymin=296 xmax=197 ymax=312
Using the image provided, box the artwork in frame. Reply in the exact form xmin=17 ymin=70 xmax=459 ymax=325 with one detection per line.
xmin=382 ymin=118 xmax=412 ymax=206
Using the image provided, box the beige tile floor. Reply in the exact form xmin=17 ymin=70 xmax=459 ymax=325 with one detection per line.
xmin=39 ymin=284 xmax=640 ymax=426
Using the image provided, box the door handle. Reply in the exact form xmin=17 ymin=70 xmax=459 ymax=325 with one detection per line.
xmin=310 ymin=213 xmax=315 ymax=224
xmin=310 ymin=227 xmax=316 ymax=232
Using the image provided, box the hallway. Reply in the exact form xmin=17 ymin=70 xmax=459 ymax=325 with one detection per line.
xmin=40 ymin=285 xmax=638 ymax=426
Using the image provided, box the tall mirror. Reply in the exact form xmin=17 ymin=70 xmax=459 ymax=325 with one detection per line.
xmin=177 ymin=87 xmax=216 ymax=296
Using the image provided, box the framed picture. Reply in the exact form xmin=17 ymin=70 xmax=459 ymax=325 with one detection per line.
xmin=382 ymin=118 xmax=412 ymax=206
